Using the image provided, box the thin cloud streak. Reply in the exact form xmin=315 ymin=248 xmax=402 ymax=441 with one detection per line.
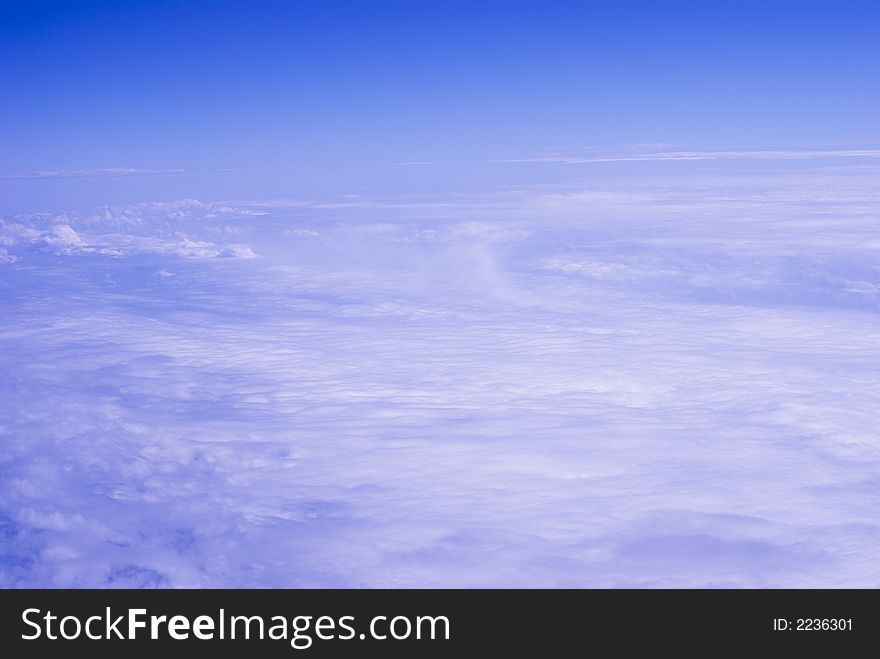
xmin=0 ymin=168 xmax=187 ymax=181
xmin=494 ymin=148 xmax=880 ymax=165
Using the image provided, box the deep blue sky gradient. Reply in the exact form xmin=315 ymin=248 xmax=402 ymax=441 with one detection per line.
xmin=2 ymin=0 xmax=878 ymax=209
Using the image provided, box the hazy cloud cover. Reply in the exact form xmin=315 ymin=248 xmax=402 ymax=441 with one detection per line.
xmin=2 ymin=162 xmax=879 ymax=587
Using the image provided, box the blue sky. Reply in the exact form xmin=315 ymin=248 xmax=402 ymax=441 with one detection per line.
xmin=2 ymin=2 xmax=880 ymax=587
xmin=2 ymin=0 xmax=878 ymax=211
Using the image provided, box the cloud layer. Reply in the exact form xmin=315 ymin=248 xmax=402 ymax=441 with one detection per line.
xmin=2 ymin=164 xmax=879 ymax=587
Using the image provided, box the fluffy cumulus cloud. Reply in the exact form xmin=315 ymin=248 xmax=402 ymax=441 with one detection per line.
xmin=1 ymin=163 xmax=880 ymax=587
xmin=0 ymin=200 xmax=259 ymax=262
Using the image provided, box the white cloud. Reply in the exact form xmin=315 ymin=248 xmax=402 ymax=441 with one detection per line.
xmin=2 ymin=165 xmax=880 ymax=587
xmin=284 ymin=229 xmax=321 ymax=238
xmin=0 ymin=202 xmax=261 ymax=263
xmin=221 ymin=245 xmax=257 ymax=259
xmin=38 ymin=224 xmax=86 ymax=254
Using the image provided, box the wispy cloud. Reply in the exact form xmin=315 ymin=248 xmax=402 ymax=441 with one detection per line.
xmin=494 ymin=148 xmax=880 ymax=165
xmin=0 ymin=167 xmax=186 ymax=181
